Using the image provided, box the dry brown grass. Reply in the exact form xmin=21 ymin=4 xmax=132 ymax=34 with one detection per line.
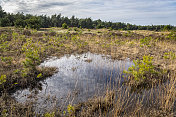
xmin=71 ymin=72 xmax=176 ymax=117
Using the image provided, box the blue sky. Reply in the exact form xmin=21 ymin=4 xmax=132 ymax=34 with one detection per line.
xmin=0 ymin=0 xmax=176 ymax=25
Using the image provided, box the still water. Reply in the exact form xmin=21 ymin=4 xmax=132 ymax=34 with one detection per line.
xmin=13 ymin=52 xmax=133 ymax=112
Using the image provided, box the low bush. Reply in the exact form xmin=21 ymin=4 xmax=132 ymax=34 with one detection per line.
xmin=124 ymin=55 xmax=168 ymax=89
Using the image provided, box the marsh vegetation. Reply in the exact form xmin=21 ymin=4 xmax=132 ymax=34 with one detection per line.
xmin=0 ymin=26 xmax=176 ymax=116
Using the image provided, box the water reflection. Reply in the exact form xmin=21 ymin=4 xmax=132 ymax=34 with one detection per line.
xmin=13 ymin=52 xmax=133 ymax=112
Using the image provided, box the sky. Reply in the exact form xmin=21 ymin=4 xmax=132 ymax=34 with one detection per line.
xmin=0 ymin=0 xmax=176 ymax=25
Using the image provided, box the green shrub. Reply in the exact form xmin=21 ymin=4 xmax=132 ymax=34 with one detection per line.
xmin=1 ymin=109 xmax=8 ymax=117
xmin=73 ymin=27 xmax=79 ymax=31
xmin=0 ymin=34 xmax=8 ymax=43
xmin=0 ymin=41 xmax=9 ymax=52
xmin=62 ymin=23 xmax=68 ymax=29
xmin=164 ymin=52 xmax=176 ymax=60
xmin=0 ymin=75 xmax=6 ymax=85
xmin=140 ymin=37 xmax=152 ymax=47
xmin=68 ymin=28 xmax=72 ymax=31
xmin=124 ymin=56 xmax=157 ymax=81
xmin=123 ymin=55 xmax=167 ymax=89
xmin=44 ymin=112 xmax=55 ymax=117
xmin=165 ymin=32 xmax=176 ymax=40
xmin=23 ymin=49 xmax=41 ymax=69
xmin=67 ymin=104 xmax=75 ymax=116
xmin=22 ymin=38 xmax=43 ymax=71
xmin=37 ymin=73 xmax=42 ymax=78
xmin=109 ymin=27 xmax=113 ymax=31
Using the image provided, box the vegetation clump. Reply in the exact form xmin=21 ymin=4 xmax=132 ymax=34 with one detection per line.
xmin=62 ymin=23 xmax=68 ymax=29
xmin=124 ymin=55 xmax=168 ymax=89
xmin=140 ymin=37 xmax=152 ymax=47
xmin=0 ymin=75 xmax=6 ymax=85
xmin=165 ymin=32 xmax=176 ymax=40
xmin=164 ymin=51 xmax=176 ymax=60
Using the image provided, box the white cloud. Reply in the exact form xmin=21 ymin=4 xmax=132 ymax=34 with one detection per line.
xmin=0 ymin=0 xmax=176 ymax=25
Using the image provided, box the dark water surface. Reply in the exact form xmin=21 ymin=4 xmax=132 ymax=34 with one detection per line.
xmin=13 ymin=52 xmax=133 ymax=113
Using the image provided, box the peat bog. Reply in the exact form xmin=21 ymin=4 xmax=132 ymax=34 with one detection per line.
xmin=0 ymin=27 xmax=176 ymax=116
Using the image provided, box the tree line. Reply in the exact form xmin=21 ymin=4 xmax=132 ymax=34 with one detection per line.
xmin=0 ymin=6 xmax=175 ymax=31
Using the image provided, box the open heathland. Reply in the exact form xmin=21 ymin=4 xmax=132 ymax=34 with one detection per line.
xmin=0 ymin=27 xmax=176 ymax=116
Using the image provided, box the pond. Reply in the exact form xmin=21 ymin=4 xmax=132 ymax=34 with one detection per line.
xmin=12 ymin=52 xmax=133 ymax=113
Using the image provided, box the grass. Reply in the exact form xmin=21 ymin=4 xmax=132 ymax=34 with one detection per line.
xmin=0 ymin=27 xmax=176 ymax=116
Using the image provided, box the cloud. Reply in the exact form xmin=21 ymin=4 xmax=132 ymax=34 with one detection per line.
xmin=40 ymin=2 xmax=72 ymax=8
xmin=0 ymin=0 xmax=176 ymax=25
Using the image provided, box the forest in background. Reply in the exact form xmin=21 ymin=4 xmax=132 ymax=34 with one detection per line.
xmin=0 ymin=6 xmax=176 ymax=31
